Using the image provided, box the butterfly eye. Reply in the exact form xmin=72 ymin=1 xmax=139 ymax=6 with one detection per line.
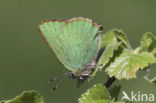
xmin=68 ymin=72 xmax=77 ymax=79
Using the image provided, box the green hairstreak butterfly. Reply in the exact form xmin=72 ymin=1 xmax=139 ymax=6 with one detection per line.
xmin=39 ymin=17 xmax=103 ymax=81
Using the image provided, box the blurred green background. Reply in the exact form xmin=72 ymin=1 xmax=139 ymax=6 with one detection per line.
xmin=0 ymin=0 xmax=156 ymax=103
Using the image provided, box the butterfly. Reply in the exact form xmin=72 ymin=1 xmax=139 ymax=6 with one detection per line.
xmin=39 ymin=17 xmax=103 ymax=81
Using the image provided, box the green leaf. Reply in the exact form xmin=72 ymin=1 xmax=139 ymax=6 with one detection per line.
xmin=0 ymin=91 xmax=44 ymax=103
xmin=79 ymin=84 xmax=126 ymax=103
xmin=79 ymin=84 xmax=110 ymax=103
xmin=100 ymin=29 xmax=131 ymax=48
xmin=112 ymin=99 xmax=127 ymax=103
xmin=114 ymin=101 xmax=126 ymax=103
xmin=98 ymin=29 xmax=131 ymax=69
xmin=140 ymin=32 xmax=156 ymax=55
xmin=90 ymin=29 xmax=119 ymax=78
xmin=106 ymin=49 xmax=156 ymax=80
xmin=97 ymin=42 xmax=122 ymax=70
xmin=151 ymin=77 xmax=156 ymax=84
xmin=91 ymin=29 xmax=130 ymax=78
xmin=114 ymin=29 xmax=131 ymax=49
xmin=100 ymin=29 xmax=118 ymax=49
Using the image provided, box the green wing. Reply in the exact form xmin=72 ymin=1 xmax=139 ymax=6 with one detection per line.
xmin=39 ymin=17 xmax=101 ymax=72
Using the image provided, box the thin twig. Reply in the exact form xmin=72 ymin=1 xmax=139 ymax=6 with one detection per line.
xmin=104 ymin=76 xmax=116 ymax=88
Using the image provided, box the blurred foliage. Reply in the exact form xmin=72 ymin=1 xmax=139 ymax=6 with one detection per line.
xmin=140 ymin=32 xmax=156 ymax=56
xmin=151 ymin=77 xmax=156 ymax=84
xmin=0 ymin=91 xmax=44 ymax=103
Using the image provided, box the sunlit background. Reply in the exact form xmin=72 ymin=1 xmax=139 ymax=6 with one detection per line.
xmin=0 ymin=0 xmax=156 ymax=103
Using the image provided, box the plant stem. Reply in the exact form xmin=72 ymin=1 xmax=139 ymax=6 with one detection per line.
xmin=104 ymin=76 xmax=116 ymax=88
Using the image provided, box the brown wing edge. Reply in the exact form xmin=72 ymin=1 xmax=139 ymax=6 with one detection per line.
xmin=38 ymin=20 xmax=73 ymax=72
xmin=39 ymin=17 xmax=103 ymax=31
xmin=38 ymin=17 xmax=103 ymax=73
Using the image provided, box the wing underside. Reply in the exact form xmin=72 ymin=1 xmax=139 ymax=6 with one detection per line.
xmin=39 ymin=17 xmax=101 ymax=72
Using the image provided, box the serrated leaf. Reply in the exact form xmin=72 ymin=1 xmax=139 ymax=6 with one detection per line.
xmin=106 ymin=49 xmax=156 ymax=80
xmin=90 ymin=29 xmax=119 ymax=78
xmin=100 ymin=29 xmax=131 ymax=49
xmin=91 ymin=29 xmax=130 ymax=78
xmin=97 ymin=42 xmax=122 ymax=70
xmin=114 ymin=29 xmax=131 ymax=49
xmin=100 ymin=29 xmax=118 ymax=49
xmin=79 ymin=84 xmax=110 ymax=103
xmin=98 ymin=29 xmax=131 ymax=69
xmin=140 ymin=32 xmax=156 ymax=55
xmin=0 ymin=91 xmax=44 ymax=103
xmin=79 ymin=84 xmax=126 ymax=103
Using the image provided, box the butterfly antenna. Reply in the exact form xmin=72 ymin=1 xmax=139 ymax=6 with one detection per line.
xmin=48 ymin=72 xmax=68 ymax=83
xmin=50 ymin=72 xmax=68 ymax=92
